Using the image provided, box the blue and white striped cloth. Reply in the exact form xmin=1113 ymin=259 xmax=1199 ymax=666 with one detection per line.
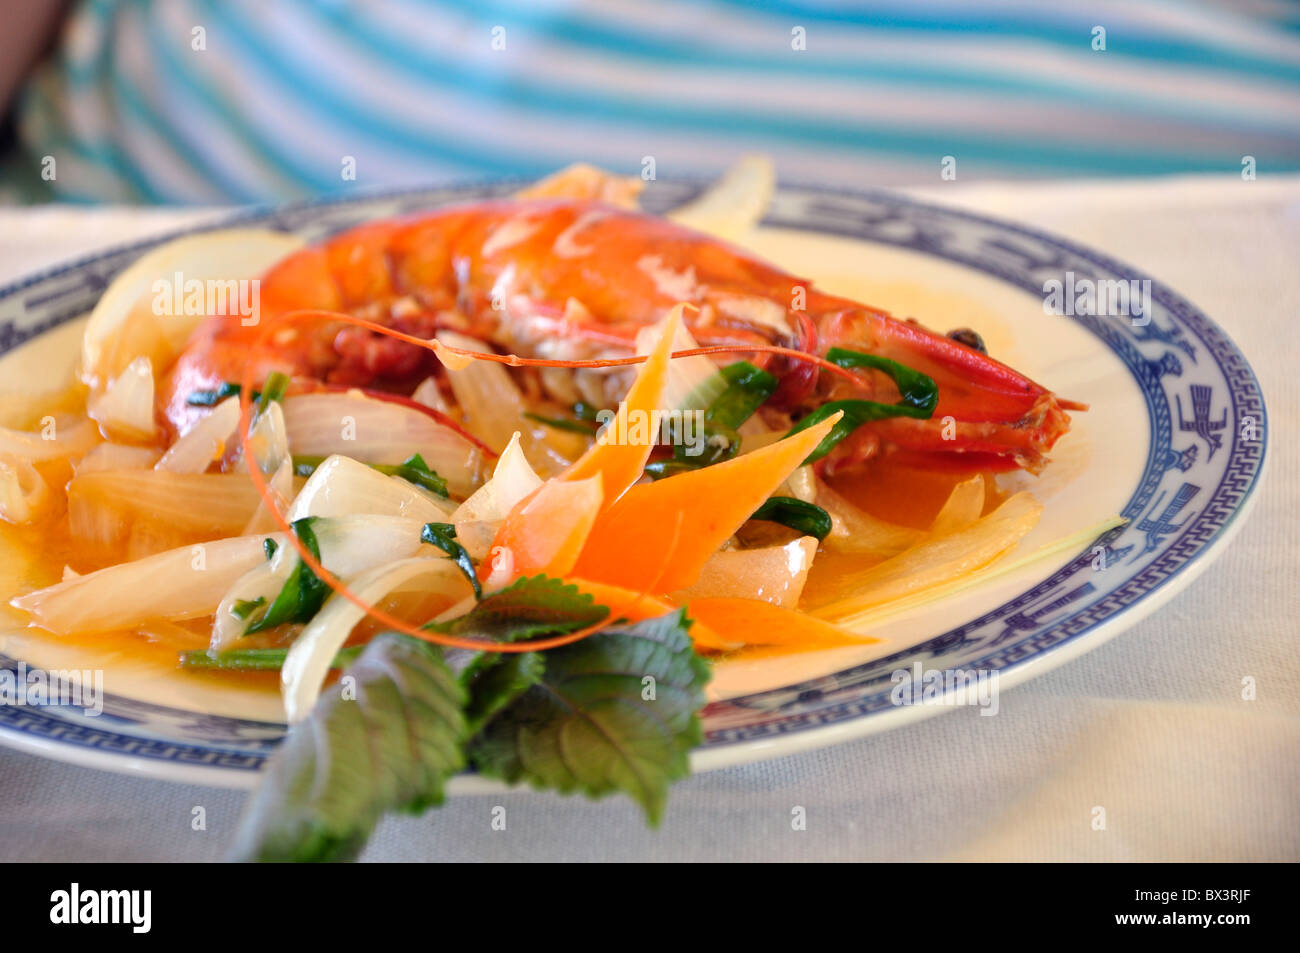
xmin=12 ymin=0 xmax=1300 ymax=204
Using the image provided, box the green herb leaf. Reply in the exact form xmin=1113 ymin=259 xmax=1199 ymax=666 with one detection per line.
xmin=423 ymin=574 xmax=608 ymax=641
xmin=256 ymin=371 xmax=290 ymax=415
xmin=185 ymin=382 xmax=248 ymax=407
xmin=388 ymin=453 xmax=449 ymax=498
xmin=427 ymin=575 xmax=609 ymax=736
xmin=263 ymin=538 xmax=278 ymax=561
xmin=788 ymin=348 xmax=938 ymax=463
xmin=180 ymin=645 xmax=363 ymax=672
xmin=826 ymin=347 xmax=939 ymax=415
xmin=231 ymin=596 xmax=267 ymax=621
xmin=750 ymin=496 xmax=833 ymax=540
xmin=523 ymin=411 xmax=599 ymax=435
xmin=701 ymin=361 xmax=778 ymax=431
xmin=469 ymin=610 xmax=710 ymax=825
xmin=228 ymin=634 xmax=468 ymax=862
xmin=463 ymin=651 xmax=546 ymax=735
xmin=643 ymin=459 xmax=699 ymax=480
xmin=649 ymin=361 xmax=777 ymax=479
xmin=420 ymin=522 xmax=482 ymax=599
xmin=245 ymin=517 xmax=327 ymax=634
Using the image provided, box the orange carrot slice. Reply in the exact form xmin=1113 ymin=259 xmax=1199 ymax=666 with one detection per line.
xmin=489 ymin=474 xmax=603 ymax=578
xmin=568 ymin=578 xmax=741 ymax=652
xmin=683 ymin=597 xmax=878 ymax=650
xmin=570 ymin=413 xmax=839 ymax=593
xmin=560 ymin=305 xmax=683 ymax=505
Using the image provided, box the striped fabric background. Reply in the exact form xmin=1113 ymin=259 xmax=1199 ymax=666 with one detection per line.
xmin=9 ymin=0 xmax=1300 ymax=204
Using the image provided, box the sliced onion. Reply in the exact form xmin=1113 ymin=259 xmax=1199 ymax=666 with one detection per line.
xmin=88 ymin=356 xmax=157 ymax=442
xmin=452 ymin=432 xmax=541 ymax=523
xmin=0 ymin=454 xmax=51 ymax=524
xmin=68 ymin=469 xmax=262 ymax=554
xmin=672 ymin=536 xmax=817 ymax=609
xmin=667 ymin=154 xmax=775 ymax=242
xmin=435 ymin=330 xmax=527 ymax=455
xmin=929 ymin=474 xmax=986 ymax=536
xmin=0 ymin=415 xmax=101 ymax=463
xmin=311 ymin=514 xmax=430 ymax=579
xmin=454 ymin=518 xmax=501 ymax=561
xmin=281 ymin=557 xmax=471 ymax=722
xmin=816 ymin=479 xmax=922 ymax=558
xmin=242 ymin=458 xmax=294 ymax=535
xmin=155 ymin=396 xmax=241 ymax=473
xmin=75 ymin=442 xmax=160 ymax=474
xmin=287 ymin=454 xmax=455 ymax=522
xmin=809 ymin=492 xmax=1044 ymax=615
xmin=244 ymin=400 xmax=289 ymax=475
xmin=281 ymin=392 xmax=485 ymax=497
xmin=634 ymin=309 xmax=720 ymax=412
xmin=410 ymin=376 xmax=451 ymax=414
xmin=81 ymin=228 xmax=305 ymax=390
xmin=10 ymin=534 xmax=283 ymax=635
xmin=779 ymin=464 xmax=817 ymax=503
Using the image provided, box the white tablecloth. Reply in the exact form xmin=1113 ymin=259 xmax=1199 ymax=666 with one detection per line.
xmin=1 ymin=175 xmax=1296 ymax=862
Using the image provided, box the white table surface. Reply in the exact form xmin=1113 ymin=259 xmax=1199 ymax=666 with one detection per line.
xmin=0 ymin=175 xmax=1296 ymax=862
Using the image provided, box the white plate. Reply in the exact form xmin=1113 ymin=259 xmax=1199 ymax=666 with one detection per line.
xmin=0 ymin=181 xmax=1267 ymax=788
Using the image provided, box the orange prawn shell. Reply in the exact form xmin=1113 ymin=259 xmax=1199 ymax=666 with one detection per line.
xmin=163 ymin=197 xmax=1074 ymax=471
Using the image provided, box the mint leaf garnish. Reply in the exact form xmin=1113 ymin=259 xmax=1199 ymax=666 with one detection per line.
xmin=428 ymin=574 xmax=607 ymax=737
xmin=228 ymin=634 xmax=467 ymax=862
xmin=469 ymin=610 xmax=710 ymax=825
xmin=424 ymin=574 xmax=608 ymax=641
xmin=464 ymin=651 xmax=546 ymax=735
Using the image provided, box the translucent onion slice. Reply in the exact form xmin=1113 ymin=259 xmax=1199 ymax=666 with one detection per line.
xmin=155 ymin=396 xmax=241 ymax=473
xmin=310 ymin=514 xmax=430 ymax=579
xmin=808 ymin=492 xmax=1044 ymax=616
xmin=929 ymin=474 xmax=985 ymax=536
xmin=241 ymin=458 xmax=294 ymax=535
xmin=281 ymin=556 xmax=471 ymax=722
xmin=780 ymin=464 xmax=817 ymax=503
xmin=10 ymin=534 xmax=283 ymax=635
xmin=410 ymin=376 xmax=451 ymax=414
xmin=451 ymin=432 xmax=541 ymax=523
xmin=435 ymin=330 xmax=526 ymax=455
xmin=68 ymin=469 xmax=263 ymax=553
xmin=280 ymin=392 xmax=484 ymax=497
xmin=74 ymin=442 xmax=160 ymax=474
xmin=0 ymin=454 xmax=51 ymax=524
xmin=672 ymin=536 xmax=818 ymax=609
xmin=245 ymin=400 xmax=289 ymax=475
xmin=88 ymin=356 xmax=157 ymax=442
xmin=819 ymin=514 xmax=1127 ymax=628
xmin=0 ymin=416 xmax=101 ymax=463
xmin=81 ymin=228 xmax=305 ymax=390
xmin=634 ymin=312 xmax=719 ymax=413
xmin=667 ymin=154 xmax=776 ymax=242
xmin=287 ymin=454 xmax=455 ymax=522
xmin=816 ymin=479 xmax=923 ymax=558
xmin=452 ymin=518 xmax=500 ymax=561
